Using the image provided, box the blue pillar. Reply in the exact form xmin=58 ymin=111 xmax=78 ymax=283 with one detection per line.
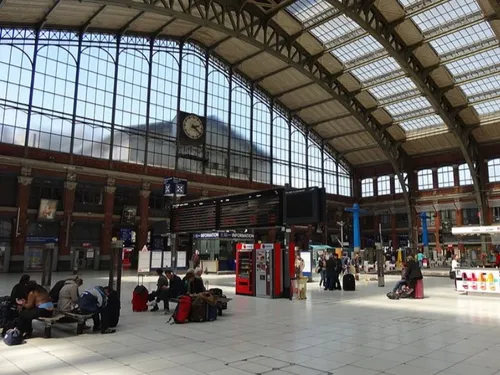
xmin=420 ymin=212 xmax=429 ymax=246
xmin=345 ymin=203 xmax=365 ymax=252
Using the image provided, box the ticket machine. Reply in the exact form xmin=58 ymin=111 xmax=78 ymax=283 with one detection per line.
xmin=254 ymin=243 xmax=282 ymax=298
xmin=236 ymin=243 xmax=254 ymax=296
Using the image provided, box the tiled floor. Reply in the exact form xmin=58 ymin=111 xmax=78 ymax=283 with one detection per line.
xmin=1 ymin=271 xmax=500 ymax=375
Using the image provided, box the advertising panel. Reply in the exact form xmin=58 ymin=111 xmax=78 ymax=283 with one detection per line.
xmin=456 ymin=268 xmax=500 ymax=293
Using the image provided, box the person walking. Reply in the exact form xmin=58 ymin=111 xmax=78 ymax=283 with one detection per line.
xmin=451 ymin=254 xmax=460 ymax=290
xmin=325 ymin=255 xmax=335 ymax=291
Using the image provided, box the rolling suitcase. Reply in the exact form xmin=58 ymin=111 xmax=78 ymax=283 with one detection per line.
xmin=206 ymin=303 xmax=218 ymax=322
xmin=414 ymin=279 xmax=424 ymax=299
xmin=168 ymin=295 xmax=191 ymax=324
xmin=342 ymin=273 xmax=356 ymax=291
xmin=189 ymin=296 xmax=206 ymax=322
xmin=132 ymin=275 xmax=148 ymax=312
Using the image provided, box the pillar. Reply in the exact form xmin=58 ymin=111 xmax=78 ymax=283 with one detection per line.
xmin=456 ymin=205 xmax=464 ymax=254
xmin=352 ymin=176 xmax=361 ymax=200
xmin=452 ymin=165 xmax=460 ymax=187
xmin=13 ymin=167 xmax=32 ymax=256
xmin=389 ymin=174 xmax=395 ymax=195
xmin=306 ymin=225 xmax=313 ymax=249
xmin=137 ymin=181 xmax=150 ymax=251
xmin=420 ymin=212 xmax=429 ymax=257
xmin=268 ymin=228 xmax=277 ymax=242
xmin=391 ymin=213 xmax=399 ymax=249
xmin=432 ymin=168 xmax=438 ymax=189
xmin=59 ymin=173 xmax=77 ymax=257
xmin=345 ymin=204 xmax=362 ymax=252
xmin=100 ymin=178 xmax=116 ymax=266
xmin=373 ymin=214 xmax=380 ymax=243
xmin=434 ymin=210 xmax=441 ymax=253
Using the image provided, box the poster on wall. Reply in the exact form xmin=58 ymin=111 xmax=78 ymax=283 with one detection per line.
xmin=37 ymin=199 xmax=58 ymax=221
xmin=456 ymin=268 xmax=500 ymax=294
xmin=122 ymin=206 xmax=137 ymax=226
xmin=138 ymin=246 xmax=150 ymax=274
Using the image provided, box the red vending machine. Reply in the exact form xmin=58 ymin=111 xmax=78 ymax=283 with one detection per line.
xmin=254 ymin=243 xmax=282 ymax=298
xmin=236 ymin=243 xmax=254 ymax=296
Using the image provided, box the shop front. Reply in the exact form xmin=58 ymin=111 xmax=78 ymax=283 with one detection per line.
xmin=193 ymin=232 xmax=254 ymax=272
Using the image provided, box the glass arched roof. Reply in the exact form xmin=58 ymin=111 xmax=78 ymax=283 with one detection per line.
xmin=286 ymin=0 xmax=500 ymax=134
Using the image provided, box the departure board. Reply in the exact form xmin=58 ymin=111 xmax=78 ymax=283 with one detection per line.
xmin=170 ymin=201 xmax=217 ymax=233
xmin=219 ymin=190 xmax=282 ymax=230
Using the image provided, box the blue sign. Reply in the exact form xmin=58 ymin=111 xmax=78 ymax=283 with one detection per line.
xmin=164 ymin=177 xmax=188 ymax=196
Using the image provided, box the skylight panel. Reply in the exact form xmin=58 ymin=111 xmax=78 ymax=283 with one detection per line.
xmin=310 ymin=15 xmax=360 ymax=44
xmin=368 ymin=78 xmax=418 ymax=100
xmin=460 ymin=74 xmax=500 ymax=98
xmin=287 ymin=0 xmax=336 ymax=24
xmin=412 ymin=0 xmax=481 ymax=33
xmin=351 ymin=57 xmax=402 ymax=83
xmin=399 ymin=0 xmax=420 ymax=7
xmin=399 ymin=114 xmax=444 ymax=131
xmin=446 ymin=48 xmax=500 ymax=77
xmin=430 ymin=22 xmax=495 ymax=56
xmin=330 ymin=35 xmax=384 ymax=65
xmin=385 ymin=96 xmax=433 ymax=117
xmin=473 ymin=99 xmax=500 ymax=117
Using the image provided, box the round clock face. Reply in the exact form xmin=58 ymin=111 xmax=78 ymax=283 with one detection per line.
xmin=182 ymin=115 xmax=204 ymax=140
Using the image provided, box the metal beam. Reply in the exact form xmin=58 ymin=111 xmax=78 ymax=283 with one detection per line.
xmin=455 ymin=64 xmax=500 ymax=85
xmin=327 ymin=129 xmax=366 ymax=140
xmin=119 ymin=11 xmax=146 ymax=35
xmin=152 ymin=18 xmax=176 ymax=39
xmin=330 ymin=0 xmax=488 ymax=238
xmin=81 ymin=5 xmax=106 ymax=33
xmin=39 ymin=0 xmax=62 ymax=30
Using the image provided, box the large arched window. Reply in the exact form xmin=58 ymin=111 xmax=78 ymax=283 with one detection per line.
xmin=488 ymin=159 xmax=500 ymax=182
xmin=418 ymin=169 xmax=433 ymax=190
xmin=252 ymin=99 xmax=271 ymax=184
xmin=459 ymin=163 xmax=472 ymax=185
xmin=308 ymin=142 xmax=322 ymax=188
xmin=377 ymin=175 xmax=391 ymax=195
xmin=361 ymin=178 xmax=374 ymax=197
xmin=437 ymin=166 xmax=454 ymax=188
xmin=230 ymin=83 xmax=251 ymax=180
xmin=324 ymin=158 xmax=337 ymax=194
xmin=273 ymin=111 xmax=289 ymax=186
xmin=338 ymin=164 xmax=351 ymax=196
xmin=291 ymin=128 xmax=306 ymax=188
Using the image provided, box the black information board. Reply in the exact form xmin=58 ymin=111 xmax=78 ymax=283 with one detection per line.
xmin=170 ymin=201 xmax=217 ymax=233
xmin=219 ymin=190 xmax=281 ymax=230
xmin=283 ymin=187 xmax=326 ymax=225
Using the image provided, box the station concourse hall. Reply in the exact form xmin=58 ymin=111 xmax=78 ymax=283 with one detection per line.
xmin=1 ymin=0 xmax=500 ymax=374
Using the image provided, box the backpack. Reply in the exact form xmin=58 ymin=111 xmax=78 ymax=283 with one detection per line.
xmin=3 ymin=328 xmax=24 ymax=346
xmin=0 ymin=297 xmax=18 ymax=335
xmin=48 ymin=280 xmax=67 ymax=303
xmin=168 ymin=295 xmax=191 ymax=324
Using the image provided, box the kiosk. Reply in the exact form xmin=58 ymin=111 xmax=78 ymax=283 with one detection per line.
xmin=254 ymin=243 xmax=282 ymax=298
xmin=236 ymin=243 xmax=254 ymax=295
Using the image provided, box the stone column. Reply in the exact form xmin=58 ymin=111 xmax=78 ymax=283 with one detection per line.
xmin=13 ymin=167 xmax=32 ymax=256
xmin=137 ymin=181 xmax=150 ymax=251
xmin=59 ymin=173 xmax=77 ymax=257
xmin=100 ymin=178 xmax=116 ymax=265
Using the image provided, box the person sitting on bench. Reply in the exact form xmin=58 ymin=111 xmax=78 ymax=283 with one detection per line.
xmin=149 ymin=268 xmax=169 ymax=312
xmin=17 ymin=281 xmax=54 ymax=338
xmin=161 ymin=268 xmax=184 ymax=314
xmin=58 ymin=276 xmax=83 ymax=313
xmin=184 ymin=269 xmax=205 ymax=295
xmin=77 ymin=286 xmax=115 ymax=334
xmin=194 ymin=267 xmax=206 ymax=292
xmin=10 ymin=274 xmax=30 ymax=302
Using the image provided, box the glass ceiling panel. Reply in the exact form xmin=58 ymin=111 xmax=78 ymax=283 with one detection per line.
xmin=287 ymin=0 xmax=335 ymax=24
xmin=430 ymin=22 xmax=495 ymax=56
xmin=399 ymin=114 xmax=444 ymax=131
xmin=330 ymin=35 xmax=383 ymax=65
xmin=399 ymin=0 xmax=420 ymax=7
xmin=446 ymin=48 xmax=500 ymax=76
xmin=411 ymin=0 xmax=481 ymax=34
xmin=473 ymin=99 xmax=500 ymax=117
xmin=368 ymin=78 xmax=418 ymax=100
xmin=310 ymin=15 xmax=361 ymax=44
xmin=385 ymin=96 xmax=433 ymax=117
xmin=460 ymin=74 xmax=500 ymax=98
xmin=350 ymin=57 xmax=402 ymax=84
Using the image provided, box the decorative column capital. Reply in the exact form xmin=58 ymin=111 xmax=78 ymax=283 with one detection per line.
xmin=106 ymin=177 xmax=115 ymax=187
xmin=140 ymin=189 xmax=151 ymax=198
xmin=64 ymin=181 xmax=78 ymax=190
xmin=20 ymin=166 xmax=32 ymax=177
xmin=104 ymin=185 xmax=116 ymax=194
xmin=66 ymin=172 xmax=77 ymax=182
xmin=18 ymin=176 xmax=33 ymax=186
xmin=141 ymin=181 xmax=150 ymax=191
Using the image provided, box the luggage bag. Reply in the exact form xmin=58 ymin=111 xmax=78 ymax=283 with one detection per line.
xmin=132 ymin=275 xmax=149 ymax=312
xmin=414 ymin=279 xmax=424 ymax=299
xmin=342 ymin=273 xmax=356 ymax=291
xmin=205 ymin=303 xmax=218 ymax=322
xmin=168 ymin=295 xmax=191 ymax=324
xmin=189 ymin=297 xmax=206 ymax=322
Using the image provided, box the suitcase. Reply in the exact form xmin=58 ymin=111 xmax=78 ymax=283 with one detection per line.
xmin=189 ymin=297 xmax=206 ymax=322
xmin=132 ymin=275 xmax=148 ymax=312
xmin=206 ymin=303 xmax=218 ymax=322
xmin=209 ymin=288 xmax=223 ymax=296
xmin=168 ymin=295 xmax=191 ymax=324
xmin=414 ymin=279 xmax=424 ymax=299
xmin=342 ymin=273 xmax=355 ymax=291
xmin=107 ymin=290 xmax=120 ymax=328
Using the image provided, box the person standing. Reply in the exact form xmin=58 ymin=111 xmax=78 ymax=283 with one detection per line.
xmin=333 ymin=253 xmax=342 ymax=290
xmin=318 ymin=255 xmax=326 ymax=287
xmin=451 ymin=254 xmax=460 ymax=290
xmin=417 ymin=250 xmax=424 ymax=268
xmin=325 ymin=254 xmax=335 ymax=291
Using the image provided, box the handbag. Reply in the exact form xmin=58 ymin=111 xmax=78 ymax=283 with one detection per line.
xmin=315 ymin=266 xmax=321 ymax=274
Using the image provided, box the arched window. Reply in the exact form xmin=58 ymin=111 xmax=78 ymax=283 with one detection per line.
xmin=488 ymin=159 xmax=500 ymax=182
xmin=308 ymin=142 xmax=322 ymax=188
xmin=437 ymin=166 xmax=454 ymax=188
xmin=324 ymin=158 xmax=337 ymax=194
xmin=361 ymin=178 xmax=374 ymax=197
xmin=418 ymin=169 xmax=433 ymax=190
xmin=338 ymin=164 xmax=351 ymax=196
xmin=394 ymin=173 xmax=407 ymax=194
xmin=377 ymin=175 xmax=391 ymax=195
xmin=458 ymin=164 xmax=472 ymax=185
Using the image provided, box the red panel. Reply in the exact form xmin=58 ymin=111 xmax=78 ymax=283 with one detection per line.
xmin=273 ymin=243 xmax=282 ymax=298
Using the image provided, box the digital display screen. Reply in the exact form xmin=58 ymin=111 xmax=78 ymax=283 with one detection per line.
xmin=170 ymin=201 xmax=217 ymax=233
xmin=219 ymin=192 xmax=281 ymax=230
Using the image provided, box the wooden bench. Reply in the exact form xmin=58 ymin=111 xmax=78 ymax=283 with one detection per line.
xmin=38 ymin=311 xmax=94 ymax=338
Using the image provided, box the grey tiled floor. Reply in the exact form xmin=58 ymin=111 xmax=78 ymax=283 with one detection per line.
xmin=1 ymin=271 xmax=499 ymax=375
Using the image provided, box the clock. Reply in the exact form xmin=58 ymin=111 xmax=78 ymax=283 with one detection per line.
xmin=182 ymin=115 xmax=204 ymax=140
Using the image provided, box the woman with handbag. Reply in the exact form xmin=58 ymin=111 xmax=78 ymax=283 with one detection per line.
xmin=317 ymin=254 xmax=326 ymax=287
xmin=451 ymin=254 xmax=459 ymax=290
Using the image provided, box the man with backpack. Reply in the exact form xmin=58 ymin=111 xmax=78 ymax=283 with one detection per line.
xmin=77 ymin=286 xmax=115 ymax=334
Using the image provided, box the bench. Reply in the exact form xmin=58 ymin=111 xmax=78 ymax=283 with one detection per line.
xmin=38 ymin=311 xmax=94 ymax=338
